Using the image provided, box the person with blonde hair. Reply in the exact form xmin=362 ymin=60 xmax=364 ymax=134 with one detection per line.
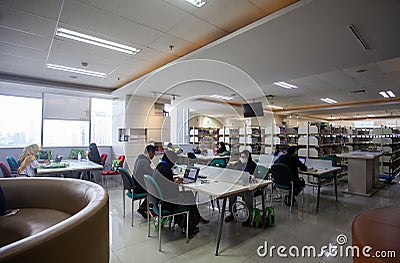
xmin=17 ymin=144 xmax=41 ymax=177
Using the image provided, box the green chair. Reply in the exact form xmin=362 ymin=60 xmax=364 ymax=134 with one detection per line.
xmin=119 ymin=167 xmax=147 ymax=226
xmin=68 ymin=148 xmax=85 ymax=159
xmin=271 ymin=163 xmax=304 ymax=213
xmin=144 ymin=174 xmax=190 ymax=252
xmin=318 ymin=156 xmax=338 ymax=210
xmin=6 ymin=156 xmax=19 ymax=174
xmin=253 ymin=164 xmax=272 ymax=209
xmin=209 ymin=158 xmax=227 ymax=168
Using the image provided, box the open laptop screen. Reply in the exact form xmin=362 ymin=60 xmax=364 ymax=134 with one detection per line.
xmin=299 ymin=157 xmax=306 ymax=164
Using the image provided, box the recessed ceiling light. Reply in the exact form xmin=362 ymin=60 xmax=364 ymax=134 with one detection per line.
xmin=273 ymin=81 xmax=298 ymax=89
xmin=46 ymin=64 xmax=106 ymax=78
xmin=356 ymin=69 xmax=367 ymax=73
xmin=367 ymin=114 xmax=375 ymax=117
xmin=56 ymin=28 xmax=141 ymax=55
xmin=321 ymin=98 xmax=338 ymax=104
xmin=184 ymin=0 xmax=206 ymax=7
xmin=379 ymin=90 xmax=396 ymax=98
xmin=209 ymin=94 xmax=234 ymax=100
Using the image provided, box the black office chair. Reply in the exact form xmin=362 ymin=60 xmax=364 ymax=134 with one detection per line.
xmin=270 ymin=163 xmax=304 ymax=213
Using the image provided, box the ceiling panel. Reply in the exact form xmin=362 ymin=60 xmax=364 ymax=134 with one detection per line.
xmin=0 ymin=0 xmax=62 ymax=20
xmin=377 ymin=57 xmax=400 ymax=74
xmin=79 ymin=0 xmax=190 ymax=32
xmin=0 ymin=5 xmax=56 ymax=37
xmin=60 ymin=0 xmax=162 ymax=47
xmin=168 ymin=15 xmax=226 ymax=45
xmin=249 ymin=0 xmax=298 ymax=14
xmin=0 ymin=60 xmax=44 ymax=77
xmin=0 ymin=41 xmax=48 ymax=61
xmin=315 ymin=71 xmax=363 ymax=92
xmin=342 ymin=63 xmax=383 ymax=79
xmin=149 ymin=34 xmax=200 ymax=57
xmin=0 ymin=27 xmax=51 ymax=50
xmin=193 ymin=0 xmax=264 ymax=32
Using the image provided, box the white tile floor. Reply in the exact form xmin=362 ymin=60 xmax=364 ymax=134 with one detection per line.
xmin=106 ymin=177 xmax=400 ymax=262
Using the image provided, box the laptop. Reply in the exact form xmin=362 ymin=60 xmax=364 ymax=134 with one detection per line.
xmin=299 ymin=157 xmax=306 ymax=164
xmin=182 ymin=166 xmax=200 ymax=184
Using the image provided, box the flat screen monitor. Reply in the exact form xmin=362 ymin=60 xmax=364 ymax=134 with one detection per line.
xmin=242 ymin=102 xmax=264 ymax=117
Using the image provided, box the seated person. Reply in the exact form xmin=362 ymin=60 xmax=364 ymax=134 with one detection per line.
xmin=153 ymin=151 xmax=208 ymax=238
xmin=273 ymin=146 xmax=307 ymax=205
xmin=273 ymin=146 xmax=284 ymax=157
xmin=132 ymin=145 xmax=156 ymax=218
xmin=216 ymin=142 xmax=228 ymax=156
xmin=88 ymin=143 xmax=102 ymax=164
xmin=17 ymin=144 xmax=45 ymax=177
xmin=225 ymin=150 xmax=258 ymax=226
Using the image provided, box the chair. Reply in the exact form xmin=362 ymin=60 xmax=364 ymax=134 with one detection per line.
xmin=270 ymin=163 xmax=304 ymax=213
xmin=6 ymin=156 xmax=19 ymax=174
xmin=144 ymin=174 xmax=189 ymax=252
xmin=100 ymin=153 xmax=108 ymax=166
xmin=209 ymin=158 xmax=227 ymax=168
xmin=119 ymin=167 xmax=147 ymax=226
xmin=0 ymin=161 xmax=14 ymax=178
xmin=317 ymin=156 xmax=338 ymax=210
xmin=253 ymin=164 xmax=271 ymax=208
xmin=101 ymin=154 xmax=125 ymax=188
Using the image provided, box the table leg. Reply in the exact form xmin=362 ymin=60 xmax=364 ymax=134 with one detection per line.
xmin=334 ymin=173 xmax=338 ymax=201
xmin=317 ymin=178 xmax=321 ymax=212
xmin=215 ymin=197 xmax=227 ymax=256
xmin=261 ymin=187 xmax=266 ymax=228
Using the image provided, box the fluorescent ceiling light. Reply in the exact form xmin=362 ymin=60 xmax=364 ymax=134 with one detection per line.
xmin=209 ymin=94 xmax=234 ymax=100
xmin=367 ymin=114 xmax=375 ymax=117
xmin=386 ymin=90 xmax=396 ymax=98
xmin=320 ymin=98 xmax=338 ymax=104
xmin=46 ymin=64 xmax=106 ymax=78
xmin=379 ymin=91 xmax=396 ymax=98
xmin=273 ymin=81 xmax=298 ymax=89
xmin=184 ymin=0 xmax=206 ymax=7
xmin=379 ymin=91 xmax=389 ymax=98
xmin=267 ymin=105 xmax=283 ymax=109
xmin=56 ymin=28 xmax=140 ymax=55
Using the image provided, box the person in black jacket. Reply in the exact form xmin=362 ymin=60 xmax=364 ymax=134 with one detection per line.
xmin=225 ymin=150 xmax=258 ymax=225
xmin=216 ymin=142 xmax=228 ymax=156
xmin=153 ymin=151 xmax=207 ymax=238
xmin=88 ymin=143 xmax=101 ymax=164
xmin=273 ymin=146 xmax=307 ymax=205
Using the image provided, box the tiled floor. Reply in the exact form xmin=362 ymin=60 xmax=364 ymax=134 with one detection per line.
xmin=107 ymin=177 xmax=400 ymax=262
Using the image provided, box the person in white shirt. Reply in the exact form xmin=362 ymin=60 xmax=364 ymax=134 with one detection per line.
xmin=17 ymin=144 xmax=41 ymax=177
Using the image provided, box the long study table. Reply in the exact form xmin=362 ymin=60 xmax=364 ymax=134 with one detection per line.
xmin=180 ymin=166 xmax=273 ymax=256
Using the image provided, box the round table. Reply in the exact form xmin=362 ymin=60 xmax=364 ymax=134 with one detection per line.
xmin=352 ymin=207 xmax=400 ymax=263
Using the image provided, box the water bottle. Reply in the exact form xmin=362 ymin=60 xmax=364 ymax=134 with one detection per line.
xmin=78 ymin=152 xmax=82 ymax=161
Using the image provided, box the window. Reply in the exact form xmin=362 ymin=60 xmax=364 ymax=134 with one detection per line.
xmin=42 ymin=94 xmax=90 ymax=147
xmin=91 ymin=98 xmax=112 ymax=145
xmin=43 ymin=120 xmax=89 ymax=146
xmin=0 ymin=95 xmax=42 ymax=146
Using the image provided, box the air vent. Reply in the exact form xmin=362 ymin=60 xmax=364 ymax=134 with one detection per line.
xmin=349 ymin=89 xmax=367 ymax=94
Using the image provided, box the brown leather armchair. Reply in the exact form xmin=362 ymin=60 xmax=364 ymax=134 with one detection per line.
xmin=0 ymin=177 xmax=109 ymax=263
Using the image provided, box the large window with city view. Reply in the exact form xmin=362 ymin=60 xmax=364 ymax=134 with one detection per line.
xmin=0 ymin=94 xmax=113 ymax=148
xmin=91 ymin=98 xmax=113 ymax=146
xmin=0 ymin=95 xmax=42 ymax=147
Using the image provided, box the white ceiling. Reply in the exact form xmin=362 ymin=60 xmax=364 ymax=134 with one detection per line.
xmin=1 ymin=0 xmax=400 ymax=120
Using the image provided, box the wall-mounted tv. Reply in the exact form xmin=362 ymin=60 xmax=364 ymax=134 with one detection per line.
xmin=242 ymin=102 xmax=264 ymax=118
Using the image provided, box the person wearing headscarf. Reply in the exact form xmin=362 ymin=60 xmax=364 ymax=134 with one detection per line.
xmin=17 ymin=144 xmax=41 ymax=177
xmin=225 ymin=150 xmax=258 ymax=225
xmin=216 ymin=142 xmax=228 ymax=156
xmin=88 ymin=143 xmax=102 ymax=165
